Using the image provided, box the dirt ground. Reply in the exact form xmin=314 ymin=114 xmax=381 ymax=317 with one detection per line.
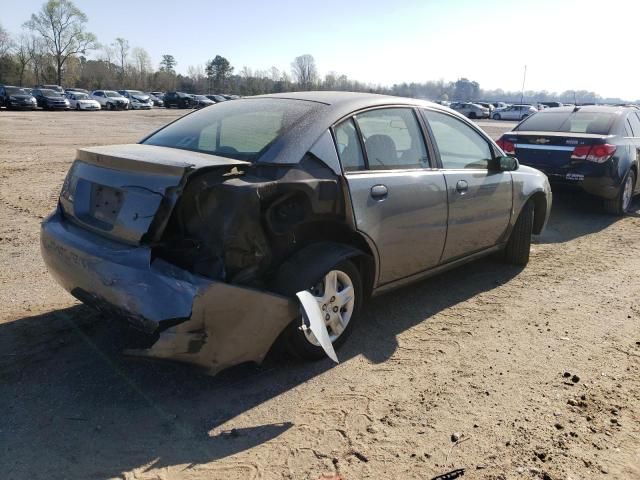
xmin=0 ymin=110 xmax=638 ymax=480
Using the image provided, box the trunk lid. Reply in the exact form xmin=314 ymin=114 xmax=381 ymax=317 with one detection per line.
xmin=59 ymin=144 xmax=249 ymax=245
xmin=501 ymin=131 xmax=613 ymax=178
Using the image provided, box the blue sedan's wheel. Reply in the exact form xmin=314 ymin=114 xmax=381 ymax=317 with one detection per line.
xmin=604 ymin=170 xmax=635 ymax=216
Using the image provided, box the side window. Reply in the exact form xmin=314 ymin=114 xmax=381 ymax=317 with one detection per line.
xmin=627 ymin=113 xmax=640 ymax=137
xmin=354 ymin=108 xmax=429 ymax=170
xmin=333 ymin=119 xmax=365 ymax=171
xmin=423 ymin=109 xmax=493 ymax=169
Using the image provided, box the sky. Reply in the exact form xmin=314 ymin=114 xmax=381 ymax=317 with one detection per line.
xmin=2 ymin=0 xmax=638 ymax=99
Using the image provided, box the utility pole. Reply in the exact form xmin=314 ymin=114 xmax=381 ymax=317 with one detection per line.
xmin=520 ymin=65 xmax=527 ymax=104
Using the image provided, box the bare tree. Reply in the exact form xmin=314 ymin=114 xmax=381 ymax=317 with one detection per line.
xmin=24 ymin=0 xmax=97 ymax=85
xmin=269 ymin=66 xmax=280 ymax=82
xmin=112 ymin=37 xmax=129 ymax=82
xmin=14 ymin=35 xmax=32 ymax=86
xmin=291 ymin=54 xmax=317 ymax=90
xmin=26 ymin=35 xmax=48 ymax=85
xmin=0 ymin=23 xmax=13 ymax=57
xmin=132 ymin=47 xmax=151 ymax=89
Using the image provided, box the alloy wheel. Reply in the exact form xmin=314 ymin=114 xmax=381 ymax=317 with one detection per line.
xmin=303 ymin=270 xmax=355 ymax=346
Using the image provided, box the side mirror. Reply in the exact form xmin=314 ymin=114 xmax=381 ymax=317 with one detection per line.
xmin=498 ymin=155 xmax=519 ymax=171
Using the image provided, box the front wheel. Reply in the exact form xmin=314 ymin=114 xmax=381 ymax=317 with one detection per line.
xmin=503 ymin=201 xmax=534 ymax=266
xmin=604 ymin=170 xmax=635 ymax=216
xmin=276 ymin=259 xmax=363 ymax=360
xmin=75 ymin=104 xmax=80 ymax=110
xmin=468 ymin=112 xmax=477 ymax=119
xmin=493 ymin=114 xmax=501 ymax=120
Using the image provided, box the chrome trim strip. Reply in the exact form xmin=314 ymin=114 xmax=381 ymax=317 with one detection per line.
xmin=515 ymin=144 xmax=575 ymax=151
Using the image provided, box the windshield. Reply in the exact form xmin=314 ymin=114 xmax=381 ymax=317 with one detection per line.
xmin=105 ymin=91 xmax=121 ymax=98
xmin=6 ymin=87 xmax=27 ymax=95
xmin=74 ymin=93 xmax=89 ymax=100
xmin=517 ymin=111 xmax=616 ymax=135
xmin=143 ymin=98 xmax=317 ymax=162
xmin=42 ymin=89 xmax=62 ymax=98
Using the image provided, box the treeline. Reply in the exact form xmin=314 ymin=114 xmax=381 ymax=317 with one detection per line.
xmin=0 ymin=1 xmax=633 ymax=104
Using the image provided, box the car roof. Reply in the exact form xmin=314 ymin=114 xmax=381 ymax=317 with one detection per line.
xmin=536 ymin=105 xmax=630 ymax=114
xmin=233 ymin=91 xmax=463 ymax=165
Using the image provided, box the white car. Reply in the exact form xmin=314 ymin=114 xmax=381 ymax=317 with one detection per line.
xmin=492 ymin=104 xmax=538 ymax=121
xmin=118 ymin=90 xmax=153 ymax=110
xmin=89 ymin=90 xmax=130 ymax=110
xmin=65 ymin=92 xmax=101 ymax=111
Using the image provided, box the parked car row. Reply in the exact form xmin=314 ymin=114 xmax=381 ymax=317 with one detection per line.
xmin=0 ymin=84 xmax=239 ymax=111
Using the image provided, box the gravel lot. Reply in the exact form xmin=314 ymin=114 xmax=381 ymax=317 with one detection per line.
xmin=1 ymin=110 xmax=639 ymax=480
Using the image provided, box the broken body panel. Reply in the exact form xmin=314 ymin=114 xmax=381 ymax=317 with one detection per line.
xmin=41 ymin=140 xmax=351 ymax=372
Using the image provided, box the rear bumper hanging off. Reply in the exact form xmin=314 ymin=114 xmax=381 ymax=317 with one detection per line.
xmin=41 ymin=209 xmax=298 ymax=373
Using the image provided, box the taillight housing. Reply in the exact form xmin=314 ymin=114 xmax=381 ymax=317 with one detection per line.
xmin=571 ymin=144 xmax=616 ymax=163
xmin=496 ymin=137 xmax=515 ymax=155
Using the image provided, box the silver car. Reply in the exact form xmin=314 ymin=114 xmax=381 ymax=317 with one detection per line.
xmin=493 ymin=104 xmax=538 ymax=121
xmin=40 ymin=92 xmax=552 ymax=373
xmin=450 ymin=102 xmax=490 ymax=119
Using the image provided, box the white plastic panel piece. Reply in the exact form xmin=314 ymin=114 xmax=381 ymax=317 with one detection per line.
xmin=296 ymin=290 xmax=339 ymax=363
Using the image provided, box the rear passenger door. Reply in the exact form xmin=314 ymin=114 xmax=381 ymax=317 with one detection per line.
xmin=422 ymin=109 xmax=512 ymax=262
xmin=335 ymin=107 xmax=448 ymax=285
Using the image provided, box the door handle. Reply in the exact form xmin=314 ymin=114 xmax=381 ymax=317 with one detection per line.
xmin=370 ymin=184 xmax=388 ymax=200
xmin=456 ymin=180 xmax=468 ymax=194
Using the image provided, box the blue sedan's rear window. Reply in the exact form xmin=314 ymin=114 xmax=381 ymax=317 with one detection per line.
xmin=143 ymin=98 xmax=317 ymax=162
xmin=517 ymin=111 xmax=616 ymax=135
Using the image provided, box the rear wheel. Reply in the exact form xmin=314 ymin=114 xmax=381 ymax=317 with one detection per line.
xmin=503 ymin=201 xmax=534 ymax=266
xmin=468 ymin=112 xmax=477 ymax=119
xmin=275 ymin=259 xmax=363 ymax=360
xmin=604 ymin=170 xmax=635 ymax=216
xmin=75 ymin=104 xmax=80 ymax=110
xmin=493 ymin=113 xmax=501 ymax=120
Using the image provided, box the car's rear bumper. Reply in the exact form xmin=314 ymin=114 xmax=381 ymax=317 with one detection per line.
xmin=40 ymin=207 xmax=298 ymax=373
xmin=521 ymin=163 xmax=622 ymax=200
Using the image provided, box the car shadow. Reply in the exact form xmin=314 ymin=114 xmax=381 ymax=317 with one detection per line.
xmin=0 ymin=257 xmax=521 ymax=479
xmin=535 ymin=190 xmax=639 ymax=244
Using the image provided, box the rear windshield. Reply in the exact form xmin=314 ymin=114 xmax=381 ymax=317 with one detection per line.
xmin=143 ymin=98 xmax=318 ymax=162
xmin=517 ymin=111 xmax=616 ymax=135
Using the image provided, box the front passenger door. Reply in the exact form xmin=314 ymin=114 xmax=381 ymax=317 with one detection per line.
xmin=422 ymin=109 xmax=512 ymax=262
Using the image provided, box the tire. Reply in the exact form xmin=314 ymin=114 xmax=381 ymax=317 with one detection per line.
xmin=503 ymin=201 xmax=534 ymax=266
xmin=275 ymin=259 xmax=363 ymax=361
xmin=604 ymin=169 xmax=635 ymax=216
xmin=521 ymin=114 xmax=528 ymax=120
xmin=468 ymin=112 xmax=477 ymax=119
xmin=75 ymin=104 xmax=80 ymax=110
xmin=493 ymin=114 xmax=501 ymax=120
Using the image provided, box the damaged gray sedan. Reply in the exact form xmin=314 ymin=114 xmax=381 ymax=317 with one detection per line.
xmin=41 ymin=92 xmax=552 ymax=373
